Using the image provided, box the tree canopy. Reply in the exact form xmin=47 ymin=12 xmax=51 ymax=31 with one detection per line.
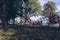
xmin=43 ymin=1 xmax=56 ymax=16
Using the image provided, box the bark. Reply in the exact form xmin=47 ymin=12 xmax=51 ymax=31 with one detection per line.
xmin=24 ymin=16 xmax=27 ymax=25
xmin=24 ymin=16 xmax=29 ymax=25
xmin=24 ymin=19 xmax=26 ymax=25
xmin=20 ymin=17 xmax=22 ymax=25
xmin=13 ymin=18 xmax=15 ymax=25
xmin=2 ymin=0 xmax=8 ymax=30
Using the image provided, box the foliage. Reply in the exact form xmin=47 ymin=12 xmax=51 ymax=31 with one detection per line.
xmin=7 ymin=0 xmax=17 ymax=20
xmin=43 ymin=1 xmax=56 ymax=16
xmin=28 ymin=0 xmax=42 ymax=15
xmin=43 ymin=1 xmax=57 ymax=24
xmin=0 ymin=0 xmax=2 ymax=18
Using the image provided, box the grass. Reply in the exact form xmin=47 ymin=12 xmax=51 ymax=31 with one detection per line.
xmin=0 ymin=25 xmax=60 ymax=40
xmin=0 ymin=28 xmax=15 ymax=40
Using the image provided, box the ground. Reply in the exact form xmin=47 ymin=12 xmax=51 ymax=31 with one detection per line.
xmin=0 ymin=25 xmax=60 ymax=40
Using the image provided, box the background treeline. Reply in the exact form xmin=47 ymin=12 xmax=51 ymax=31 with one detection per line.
xmin=0 ymin=0 xmax=59 ymax=30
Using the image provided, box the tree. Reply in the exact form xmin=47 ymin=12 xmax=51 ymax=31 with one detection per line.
xmin=23 ymin=0 xmax=42 ymax=25
xmin=2 ymin=0 xmax=8 ymax=30
xmin=7 ymin=0 xmax=17 ymax=24
xmin=15 ymin=0 xmax=23 ymax=25
xmin=1 ymin=0 xmax=17 ymax=30
xmin=15 ymin=0 xmax=29 ymax=25
xmin=28 ymin=0 xmax=42 ymax=15
xmin=0 ymin=0 xmax=2 ymax=16
xmin=0 ymin=0 xmax=2 ymax=24
xmin=43 ymin=1 xmax=56 ymax=24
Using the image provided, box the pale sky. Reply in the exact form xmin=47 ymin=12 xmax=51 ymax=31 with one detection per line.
xmin=39 ymin=0 xmax=60 ymax=12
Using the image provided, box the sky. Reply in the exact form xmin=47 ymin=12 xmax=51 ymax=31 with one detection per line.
xmin=38 ymin=0 xmax=60 ymax=12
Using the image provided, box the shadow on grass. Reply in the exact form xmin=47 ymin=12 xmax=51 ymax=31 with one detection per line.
xmin=7 ymin=25 xmax=60 ymax=40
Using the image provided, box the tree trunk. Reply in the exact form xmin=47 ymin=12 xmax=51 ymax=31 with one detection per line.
xmin=24 ymin=19 xmax=26 ymax=25
xmin=2 ymin=0 xmax=8 ymax=30
xmin=24 ymin=15 xmax=28 ymax=25
xmin=13 ymin=18 xmax=15 ymax=25
xmin=20 ymin=17 xmax=22 ymax=25
xmin=24 ymin=16 xmax=27 ymax=25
